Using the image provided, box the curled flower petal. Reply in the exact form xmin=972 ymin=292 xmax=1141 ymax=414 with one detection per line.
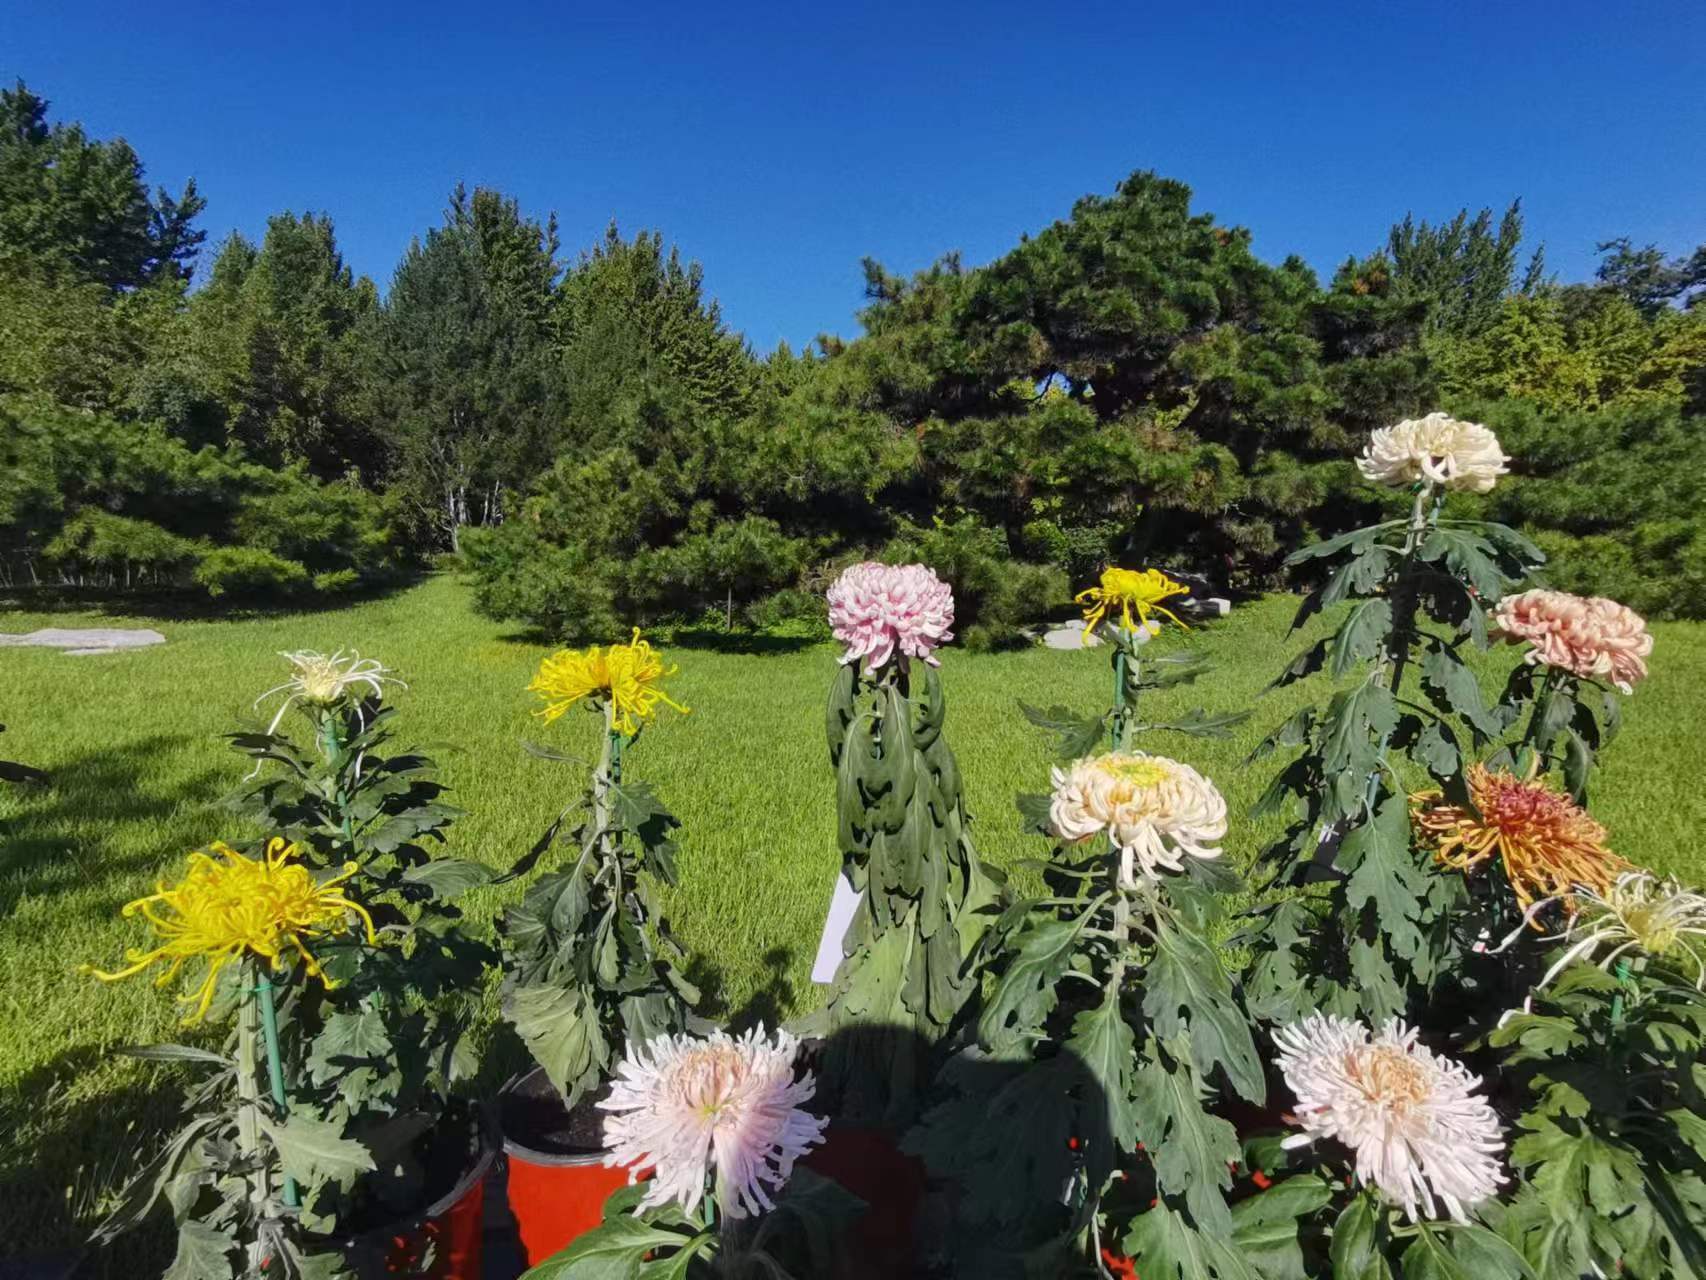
xmin=826 ymin=562 xmax=955 ymax=672
xmin=1048 ymin=752 xmax=1226 ymax=884
xmin=529 ymin=629 xmax=688 ymax=736
xmin=1357 ymin=413 xmax=1509 ymax=493
xmin=1492 ymin=589 xmax=1653 ymax=693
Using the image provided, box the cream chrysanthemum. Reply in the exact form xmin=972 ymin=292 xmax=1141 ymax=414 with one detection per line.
xmin=1049 ymin=752 xmax=1226 ymax=885
xmin=600 ymin=1026 xmax=827 ymax=1220
xmin=1513 ymin=871 xmax=1706 ymax=995
xmin=254 ymin=649 xmax=404 ymax=734
xmin=1275 ymin=1014 xmax=1505 ymax=1223
xmin=1356 ymin=413 xmax=1509 ymax=493
xmin=1492 ymin=589 xmax=1653 ymax=694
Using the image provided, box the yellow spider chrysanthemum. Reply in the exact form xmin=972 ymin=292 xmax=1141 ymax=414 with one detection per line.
xmin=85 ymin=837 xmax=377 ymax=1023
xmin=528 ymin=628 xmax=690 ymax=736
xmin=1411 ymin=764 xmax=1631 ymax=917
xmin=1075 ymin=567 xmax=1191 ymax=643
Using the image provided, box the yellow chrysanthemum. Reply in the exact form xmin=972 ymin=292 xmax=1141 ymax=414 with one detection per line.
xmin=1411 ymin=764 xmax=1630 ymax=916
xmin=1075 ymin=567 xmax=1190 ymax=643
xmin=528 ymin=628 xmax=690 ymax=736
xmin=86 ymin=837 xmax=377 ymax=1023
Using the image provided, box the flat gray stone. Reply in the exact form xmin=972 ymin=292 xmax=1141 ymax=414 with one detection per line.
xmin=0 ymin=627 xmax=166 ymax=653
xmin=1042 ymin=626 xmax=1099 ymax=650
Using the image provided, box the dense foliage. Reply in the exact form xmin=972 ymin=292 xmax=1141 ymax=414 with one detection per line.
xmin=4 ymin=78 xmax=1703 ymax=624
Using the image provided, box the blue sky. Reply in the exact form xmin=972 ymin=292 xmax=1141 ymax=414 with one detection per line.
xmin=4 ymin=1 xmax=1702 ymax=352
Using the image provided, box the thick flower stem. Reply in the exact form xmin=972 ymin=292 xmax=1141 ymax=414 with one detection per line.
xmin=1111 ymin=648 xmax=1128 ymax=751
xmin=256 ymin=973 xmax=300 ymax=1210
xmin=1515 ymin=667 xmax=1558 ymax=778
xmin=318 ymin=709 xmax=358 ymax=858
xmin=236 ymin=961 xmax=270 ymax=1259
xmin=1358 ymin=484 xmax=1436 ymax=816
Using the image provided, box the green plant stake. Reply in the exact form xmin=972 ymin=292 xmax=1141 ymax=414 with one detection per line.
xmin=256 ymin=972 xmax=300 ymax=1209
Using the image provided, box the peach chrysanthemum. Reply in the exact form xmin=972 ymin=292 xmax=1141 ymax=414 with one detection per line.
xmin=1411 ymin=764 xmax=1630 ymax=915
xmin=1049 ymin=752 xmax=1226 ymax=886
xmin=1356 ymin=413 xmax=1509 ymax=493
xmin=1276 ymin=1014 xmax=1506 ymax=1223
xmin=600 ymin=1026 xmax=827 ymax=1220
xmin=1492 ymin=589 xmax=1653 ymax=694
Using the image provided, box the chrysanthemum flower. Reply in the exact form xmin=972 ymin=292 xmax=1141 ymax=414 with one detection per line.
xmin=1513 ymin=871 xmax=1706 ymax=995
xmin=1412 ymin=764 xmax=1630 ymax=915
xmin=825 ymin=561 xmax=955 ymax=672
xmin=1275 ymin=1014 xmax=1506 ymax=1223
xmin=529 ymin=628 xmax=689 ymax=736
xmin=1492 ymin=589 xmax=1653 ymax=694
xmin=600 ymin=1026 xmax=828 ymax=1220
xmin=1356 ymin=413 xmax=1509 ymax=493
xmin=254 ymin=649 xmax=404 ymax=734
xmin=1075 ymin=567 xmax=1190 ymax=644
xmin=85 ymin=838 xmax=377 ymax=1023
xmin=1049 ymin=752 xmax=1226 ymax=886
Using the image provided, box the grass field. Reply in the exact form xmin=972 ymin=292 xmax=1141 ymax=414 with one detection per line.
xmin=3 ymin=573 xmax=1703 ymax=1259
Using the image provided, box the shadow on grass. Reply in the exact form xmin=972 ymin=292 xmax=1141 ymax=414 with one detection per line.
xmin=0 ymin=734 xmax=225 ymax=917
xmin=664 ymin=628 xmax=821 ymax=656
xmin=0 ymin=1045 xmax=182 ymax=1274
xmin=0 ymin=571 xmax=428 ymax=625
xmin=684 ymin=945 xmax=799 ymax=1030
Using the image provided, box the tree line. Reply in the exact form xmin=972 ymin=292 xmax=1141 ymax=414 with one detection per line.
xmin=3 ymin=79 xmax=1702 ymax=631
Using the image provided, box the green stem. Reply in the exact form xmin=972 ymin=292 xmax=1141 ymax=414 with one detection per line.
xmin=236 ymin=962 xmax=270 ymax=1260
xmin=1111 ymin=645 xmax=1131 ymax=751
xmin=1610 ymin=958 xmax=1633 ymax=1029
xmin=256 ymin=973 xmax=300 ymax=1210
xmin=319 ymin=710 xmax=357 ymax=858
xmin=1359 ymin=485 xmax=1434 ymax=816
xmin=1516 ymin=667 xmax=1558 ymax=778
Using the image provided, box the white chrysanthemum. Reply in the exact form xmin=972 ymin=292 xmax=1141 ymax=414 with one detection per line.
xmin=1048 ymin=752 xmax=1226 ymax=886
xmin=1505 ymin=870 xmax=1706 ymax=996
xmin=254 ymin=649 xmax=404 ymax=734
xmin=600 ymin=1026 xmax=827 ymax=1220
xmin=1356 ymin=413 xmax=1509 ymax=493
xmin=1275 ymin=1015 xmax=1506 ymax=1223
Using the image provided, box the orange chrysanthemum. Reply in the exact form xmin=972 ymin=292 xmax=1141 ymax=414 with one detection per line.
xmin=1411 ymin=764 xmax=1630 ymax=916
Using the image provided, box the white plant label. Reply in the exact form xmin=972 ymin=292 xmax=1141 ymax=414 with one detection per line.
xmin=810 ymin=869 xmax=862 ymax=984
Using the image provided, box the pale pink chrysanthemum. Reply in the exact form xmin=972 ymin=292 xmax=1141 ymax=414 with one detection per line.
xmin=826 ymin=561 xmax=955 ymax=671
xmin=1356 ymin=413 xmax=1509 ymax=493
xmin=1048 ymin=752 xmax=1226 ymax=886
xmin=600 ymin=1026 xmax=827 ymax=1220
xmin=1492 ymin=588 xmax=1654 ymax=693
xmin=1275 ymin=1014 xmax=1506 ymax=1224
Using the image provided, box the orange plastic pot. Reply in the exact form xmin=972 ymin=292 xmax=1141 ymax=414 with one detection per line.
xmin=337 ymin=1115 xmax=496 ymax=1280
xmin=799 ymin=1123 xmax=926 ymax=1279
xmin=499 ymin=1067 xmax=641 ymax=1267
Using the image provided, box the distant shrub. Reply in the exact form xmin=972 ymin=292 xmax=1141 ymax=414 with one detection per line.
xmin=194 ymin=546 xmax=311 ymax=598
xmin=882 ymin=514 xmax=1070 ymax=645
xmin=461 ymin=524 xmax=619 ymax=640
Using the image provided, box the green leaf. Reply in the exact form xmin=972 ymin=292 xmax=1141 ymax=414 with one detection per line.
xmin=1401 ymin=1222 xmax=1534 ymax=1280
xmin=1229 ymin=1175 xmax=1335 ymax=1280
xmin=93 ymin=1115 xmax=219 ymax=1243
xmin=522 ymin=1214 xmax=697 ymax=1280
xmin=1412 ymin=719 xmax=1461 ymax=784
xmin=1284 ymin=522 xmax=1398 ymax=568
xmin=1322 ymin=545 xmax=1398 ymax=606
xmin=1329 ymin=1196 xmax=1391 ymax=1280
xmin=1066 ymin=984 xmax=1140 ymax=1153
xmin=1121 ymin=1205 xmax=1263 ymax=1280
xmin=507 ymin=982 xmax=609 ymax=1106
xmin=164 ymin=1220 xmax=235 ymax=1280
xmin=258 ymin=1112 xmax=375 ymax=1191
xmin=402 ymin=857 xmax=494 ymax=900
xmin=118 ymin=1043 xmax=235 ymax=1070
xmin=1130 ymin=1037 xmax=1239 ymax=1232
xmin=1417 ymin=527 xmax=1510 ymax=599
xmin=1321 ymin=678 xmax=1398 ymax=818
xmin=1331 ymin=598 xmax=1393 ymax=679
xmin=1015 ymin=791 xmax=1053 ymax=836
xmin=1144 ymin=913 xmax=1265 ymax=1102
xmin=1018 ymin=701 xmax=1106 ymax=760
xmin=1420 ymin=642 xmax=1501 ymax=740
xmin=1340 ymin=793 xmax=1427 ymax=962
xmin=759 ymin=1165 xmax=866 ymax=1277
xmin=1141 ymin=707 xmax=1253 ymax=739
xmin=977 ymin=913 xmax=1089 ymax=1052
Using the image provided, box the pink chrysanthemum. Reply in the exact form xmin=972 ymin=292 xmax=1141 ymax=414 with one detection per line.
xmin=1492 ymin=589 xmax=1653 ymax=694
xmin=600 ymin=1026 xmax=827 ymax=1220
xmin=1275 ymin=1014 xmax=1506 ymax=1224
xmin=826 ymin=561 xmax=955 ymax=671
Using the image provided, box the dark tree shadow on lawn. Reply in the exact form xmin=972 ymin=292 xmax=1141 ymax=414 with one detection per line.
xmin=0 ymin=733 xmax=226 ymax=917
xmin=663 ymin=628 xmax=820 ymax=656
xmin=0 ymin=571 xmax=427 ymax=625
xmin=683 ymin=945 xmax=799 ymax=1031
xmin=0 ymin=1045 xmax=184 ymax=1276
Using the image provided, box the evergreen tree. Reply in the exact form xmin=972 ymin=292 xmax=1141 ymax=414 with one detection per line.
xmin=0 ymin=80 xmax=205 ymax=291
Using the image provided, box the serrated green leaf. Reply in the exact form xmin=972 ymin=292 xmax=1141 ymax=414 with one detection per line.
xmin=1340 ymin=794 xmax=1427 ymax=961
xmin=978 ymin=913 xmax=1089 ymax=1052
xmin=507 ymin=981 xmax=609 ymax=1106
xmin=1329 ymin=1196 xmax=1391 ymax=1280
xmin=1141 ymin=707 xmax=1253 ymax=739
xmin=1418 ymin=527 xmax=1510 ymax=599
xmin=1331 ymin=598 xmax=1393 ymax=679
xmin=1122 ymin=1204 xmax=1263 ymax=1280
xmin=522 ymin=1214 xmax=698 ymax=1280
xmin=1144 ymin=914 xmax=1265 ymax=1102
xmin=1229 ymin=1175 xmax=1335 ymax=1280
xmin=401 ymin=857 xmax=493 ymax=900
xmin=1411 ymin=719 xmax=1461 ymax=783
xmin=1285 ymin=522 xmax=1399 ymax=567
xmin=1130 ymin=1037 xmax=1239 ymax=1232
xmin=258 ymin=1112 xmax=375 ymax=1191
xmin=164 ymin=1220 xmax=235 ymax=1280
xmin=1066 ymin=983 xmax=1139 ymax=1154
xmin=1419 ymin=642 xmax=1501 ymax=741
xmin=1321 ymin=678 xmax=1397 ymax=818
xmin=1018 ymin=701 xmax=1107 ymax=761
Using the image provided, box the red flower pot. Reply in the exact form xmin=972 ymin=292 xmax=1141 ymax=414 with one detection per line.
xmin=338 ymin=1112 xmax=497 ymax=1280
xmin=499 ymin=1067 xmax=640 ymax=1266
xmin=799 ymin=1123 xmax=926 ymax=1279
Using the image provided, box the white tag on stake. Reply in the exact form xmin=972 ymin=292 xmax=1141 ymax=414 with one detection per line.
xmin=810 ymin=869 xmax=863 ymax=984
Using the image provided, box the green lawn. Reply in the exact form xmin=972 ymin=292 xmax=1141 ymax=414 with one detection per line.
xmin=3 ymin=574 xmax=1703 ymax=1258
